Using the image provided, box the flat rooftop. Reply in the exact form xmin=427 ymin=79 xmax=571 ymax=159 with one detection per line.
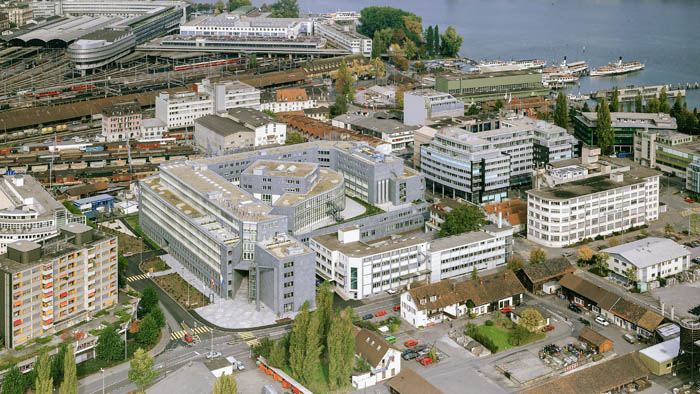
xmin=528 ymin=167 xmax=660 ymax=200
xmin=226 ymin=107 xmax=278 ymax=128
xmin=428 ymin=230 xmax=495 ymax=252
xmin=0 ymin=175 xmax=63 ymax=221
xmin=274 ymin=167 xmax=343 ymax=207
xmin=312 ymin=230 xmax=426 ymax=258
xmin=578 ymin=112 xmax=677 ymax=129
xmin=243 ymin=160 xmax=317 ymax=178
xmin=639 ymin=337 xmax=680 ymax=363
xmin=259 ymin=234 xmax=310 ymax=259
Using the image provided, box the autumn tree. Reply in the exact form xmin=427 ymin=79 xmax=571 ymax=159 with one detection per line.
xmin=212 ymin=373 xmax=237 ymax=394
xmin=529 ymin=248 xmax=547 ymax=265
xmin=519 ymin=309 xmax=545 ymax=332
xmin=577 ymin=245 xmax=594 ymax=264
xmin=395 ymin=84 xmax=406 ymax=109
xmin=607 ymin=236 xmax=620 ymax=247
xmin=507 ymin=256 xmax=524 ymax=272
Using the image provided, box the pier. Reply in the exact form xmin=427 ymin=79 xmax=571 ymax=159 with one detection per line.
xmin=593 ymin=83 xmax=699 ymax=102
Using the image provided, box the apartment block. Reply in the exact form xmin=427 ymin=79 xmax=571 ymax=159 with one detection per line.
xmin=141 ymin=118 xmax=167 ymax=139
xmin=6 ymin=4 xmax=33 ymax=26
xmin=195 ymin=79 xmax=260 ymax=113
xmin=0 ymin=174 xmax=86 ymax=254
xmin=224 ymin=107 xmax=286 ymax=147
xmin=260 ymin=88 xmax=319 ymax=114
xmin=0 ymin=223 xmax=118 ymax=349
xmin=527 ymin=168 xmax=661 ymax=248
xmin=403 ymin=90 xmax=464 ymax=126
xmin=101 ymin=102 xmax=142 ymax=142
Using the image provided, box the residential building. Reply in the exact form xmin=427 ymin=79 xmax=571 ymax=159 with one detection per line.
xmin=310 ymin=227 xmax=429 ymax=300
xmin=195 ymin=79 xmax=260 ymax=113
xmin=424 ymin=198 xmax=465 ymax=233
xmin=332 ymin=113 xmax=418 ymax=153
xmin=224 ymin=107 xmax=286 ymax=147
xmin=509 ymin=305 xmax=551 ymax=331
xmin=435 ymin=70 xmax=548 ymax=104
xmin=515 ymin=257 xmax=575 ymax=294
xmin=180 ymin=13 xmax=313 ymax=39
xmin=400 ymin=270 xmax=525 ymax=328
xmin=403 ymin=90 xmax=464 ymax=126
xmin=314 ymin=19 xmax=371 ymax=57
xmin=155 ymin=91 xmax=214 ymax=129
xmin=260 ymin=88 xmax=318 ymax=114
xmin=139 ymin=141 xmax=426 ymax=313
xmin=578 ymin=326 xmax=613 ymax=353
xmin=352 ymin=328 xmax=401 ymax=390
xmin=527 ymin=168 xmax=661 ymax=248
xmin=638 ymin=337 xmax=680 ymax=376
xmin=0 ymin=174 xmax=85 ymax=254
xmin=0 ymin=12 xmax=9 ymax=31
xmin=520 ymin=353 xmax=650 ymax=394
xmin=6 ymin=4 xmax=33 ymax=26
xmin=141 ymin=118 xmax=166 ymax=139
xmin=531 ymin=120 xmax=577 ymax=165
xmin=425 ymin=224 xmax=513 ymax=283
xmin=0 ymin=223 xmax=118 ymax=349
xmin=387 ymin=368 xmax=444 ymax=394
xmin=602 ymin=237 xmax=689 ymax=289
xmin=484 ymin=199 xmax=527 ymax=233
xmin=101 ymin=102 xmax=142 ymax=142
xmin=574 ymin=112 xmax=677 ymax=154
xmin=301 ymin=107 xmax=330 ymax=122
xmin=558 ymin=274 xmax=664 ymax=340
xmin=194 ymin=115 xmax=254 ymax=154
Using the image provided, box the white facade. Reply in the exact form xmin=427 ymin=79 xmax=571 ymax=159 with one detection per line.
xmin=195 ymin=79 xmax=260 ymax=113
xmin=604 ymin=237 xmax=689 ymax=284
xmin=314 ymin=20 xmax=371 ymax=57
xmin=309 ymin=227 xmax=429 ymax=300
xmin=155 ymin=91 xmax=214 ymax=129
xmin=527 ymin=170 xmax=661 ymax=248
xmin=141 ymin=118 xmax=167 ymax=139
xmin=260 ymin=99 xmax=316 ymax=113
xmin=352 ymin=329 xmax=401 ymax=389
xmin=403 ymin=90 xmax=464 ymax=126
xmin=181 ymin=13 xmax=312 ymax=39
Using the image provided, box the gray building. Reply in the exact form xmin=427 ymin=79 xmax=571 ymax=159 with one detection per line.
xmin=194 ymin=115 xmax=254 ymax=154
xmin=403 ymin=89 xmax=464 ymax=126
xmin=332 ymin=113 xmax=418 ymax=153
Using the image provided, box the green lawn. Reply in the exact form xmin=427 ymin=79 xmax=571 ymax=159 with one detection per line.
xmin=473 ymin=325 xmax=513 ymax=352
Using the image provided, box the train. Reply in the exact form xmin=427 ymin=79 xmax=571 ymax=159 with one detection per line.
xmin=23 ymin=84 xmax=96 ymax=99
xmin=173 ymin=58 xmax=241 ymax=72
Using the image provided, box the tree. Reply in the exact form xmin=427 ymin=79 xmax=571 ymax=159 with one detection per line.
xmin=228 ymin=0 xmax=250 ymax=12
xmin=35 ymin=351 xmax=53 ymax=394
xmin=671 ymin=94 xmax=683 ymax=118
xmin=577 ymin=245 xmax=594 ymax=264
xmin=635 ymin=92 xmax=643 ymax=113
xmin=330 ymin=94 xmax=348 ymax=116
xmin=285 ymin=132 xmax=305 ymax=145
xmin=507 ymin=256 xmax=524 ymax=272
xmin=609 ymin=87 xmax=620 ymax=113
xmin=327 ymin=308 xmax=355 ymax=390
xmin=595 ymin=97 xmax=614 ymax=155
xmin=607 ymin=236 xmax=620 ymax=247
xmin=355 ymin=355 xmax=371 ymax=373
xmin=139 ymin=286 xmax=158 ymax=318
xmin=215 ymin=0 xmax=225 ymax=12
xmin=582 ymin=102 xmax=590 ymax=113
xmin=471 ymin=266 xmax=478 ymax=280
xmin=370 ymin=57 xmax=385 ymax=82
xmin=626 ymin=101 xmax=632 ymax=112
xmin=509 ymin=324 xmax=530 ymax=346
xmin=659 ymin=86 xmax=671 ymax=113
xmin=414 ymin=61 xmax=426 ymax=75
xmin=288 ymin=301 xmax=310 ymax=379
xmin=625 ymin=266 xmax=638 ymax=284
xmin=594 ymin=252 xmax=609 ymax=275
xmin=268 ymin=335 xmax=288 ymax=368
xmin=664 ymin=223 xmax=675 ymax=235
xmin=433 ymin=25 xmax=440 ymax=57
xmin=357 ymin=7 xmax=419 ymax=40
xmin=529 ymin=248 xmax=546 ymax=265
xmin=315 ymin=282 xmax=333 ymax=344
xmin=59 ymin=347 xmax=77 ymax=394
xmin=438 ymin=204 xmax=487 ymax=237
xmin=554 ymin=91 xmax=568 ymax=129
xmin=646 ymin=97 xmax=660 ymax=113
xmin=137 ymin=313 xmax=160 ymax=347
xmin=2 ymin=366 xmax=25 ymax=394
xmin=439 ymin=26 xmax=463 ymax=57
xmin=212 ymin=373 xmax=237 ymax=394
xmin=395 ymin=84 xmax=406 ymax=109
xmin=494 ymin=99 xmax=504 ymax=111
xmin=467 ymin=104 xmax=479 ymax=115
xmin=150 ymin=305 xmax=166 ymax=328
xmin=302 ymin=312 xmax=322 ymax=384
xmin=51 ymin=342 xmax=68 ymax=387
xmin=128 ymin=348 xmax=158 ymax=390
xmin=248 ymin=54 xmax=257 ymax=69
xmin=269 ymin=0 xmax=298 ymax=18
xmin=96 ymin=325 xmax=124 ymax=362
xmin=335 ymin=59 xmax=353 ymax=101
xmin=519 ymin=309 xmax=544 ymax=332
xmin=425 ymin=26 xmax=434 ymax=56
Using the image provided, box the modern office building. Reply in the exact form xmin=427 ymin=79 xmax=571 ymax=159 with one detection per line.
xmin=101 ymin=102 xmax=142 ymax=142
xmin=633 ymin=129 xmax=700 ymax=182
xmin=0 ymin=223 xmax=118 ymax=349
xmin=195 ymin=79 xmax=260 ymax=113
xmin=0 ymin=174 xmax=86 ymax=254
xmin=403 ymin=90 xmax=464 ymax=126
xmin=180 ymin=13 xmax=313 ymax=39
xmin=527 ymin=167 xmax=661 ymax=248
xmin=313 ymin=19 xmax=371 ymax=57
xmin=531 ymin=120 xmax=577 ymax=165
xmin=332 ymin=113 xmax=418 ymax=153
xmin=139 ymin=140 xmax=426 ymax=313
xmin=412 ymin=126 xmax=438 ymax=169
xmin=310 ymin=226 xmax=429 ymax=300
xmin=603 ymin=237 xmax=689 ymax=287
xmin=574 ymin=112 xmax=677 ymax=154
xmin=435 ymin=70 xmax=548 ymax=104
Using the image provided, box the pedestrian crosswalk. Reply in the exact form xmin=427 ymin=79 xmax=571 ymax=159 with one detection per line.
xmin=127 ymin=274 xmax=149 ymax=282
xmin=170 ymin=325 xmax=212 ymax=341
xmin=237 ymin=331 xmax=258 ymax=346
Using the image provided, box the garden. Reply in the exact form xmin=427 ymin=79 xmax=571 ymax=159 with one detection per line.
xmin=465 ymin=310 xmax=546 ymax=353
xmin=153 ymin=273 xmax=210 ymax=309
xmin=140 ymin=257 xmax=170 ymax=273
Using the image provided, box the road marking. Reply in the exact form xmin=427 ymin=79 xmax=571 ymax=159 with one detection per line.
xmin=238 ymin=331 xmax=254 ymax=339
xmin=127 ymin=274 xmax=148 ymax=282
xmin=170 ymin=330 xmax=187 ymax=340
xmin=192 ymin=326 xmax=211 ymax=335
xmin=246 ymin=338 xmax=260 ymax=346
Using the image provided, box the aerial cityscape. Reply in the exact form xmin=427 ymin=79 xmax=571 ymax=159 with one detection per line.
xmin=0 ymin=0 xmax=699 ymax=393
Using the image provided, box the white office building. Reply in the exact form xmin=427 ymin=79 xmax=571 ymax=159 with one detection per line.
xmin=403 ymin=90 xmax=464 ymax=126
xmin=314 ymin=19 xmax=371 ymax=57
xmin=155 ymin=91 xmax=214 ymax=129
xmin=527 ymin=168 xmax=661 ymax=248
xmin=603 ymin=237 xmax=689 ymax=285
xmin=180 ymin=13 xmax=312 ymax=39
xmin=195 ymin=79 xmax=260 ymax=113
xmin=310 ymin=226 xmax=429 ymax=300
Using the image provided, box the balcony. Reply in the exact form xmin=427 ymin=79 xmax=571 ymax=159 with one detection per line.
xmin=87 ymin=305 xmax=95 ymax=311
xmin=42 ymin=277 xmax=53 ymax=285
xmin=13 ymin=291 xmax=22 ymax=298
xmin=87 ymin=279 xmax=95 ymax=287
xmin=13 ymin=319 xmax=22 ymax=327
xmin=42 ymin=304 xmax=52 ymax=312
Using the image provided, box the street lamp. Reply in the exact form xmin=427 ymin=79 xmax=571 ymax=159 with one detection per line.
xmin=100 ymin=368 xmax=105 ymax=394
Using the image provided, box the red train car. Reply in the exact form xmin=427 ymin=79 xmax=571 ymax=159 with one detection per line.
xmin=173 ymin=58 xmax=240 ymax=71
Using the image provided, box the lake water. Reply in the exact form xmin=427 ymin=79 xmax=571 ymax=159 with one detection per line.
xmin=195 ymin=0 xmax=700 ymax=108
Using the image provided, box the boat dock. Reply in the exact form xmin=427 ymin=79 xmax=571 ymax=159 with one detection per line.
xmin=592 ymin=83 xmax=699 ymax=102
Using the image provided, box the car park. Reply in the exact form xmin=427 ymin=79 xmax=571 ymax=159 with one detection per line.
xmin=402 ymin=351 xmax=419 ymax=360
xmin=384 ymin=335 xmax=397 ymax=344
xmin=419 ymin=357 xmax=434 ymax=366
xmin=595 ymin=316 xmax=610 ymax=326
xmin=404 ymin=340 xmax=418 ymax=347
xmin=568 ymin=304 xmax=582 ymax=313
xmin=362 ymin=314 xmax=373 ymax=320
xmin=579 ymin=318 xmax=591 ymax=326
xmin=375 ymin=310 xmax=387 ymax=317
xmin=413 ymin=345 xmax=427 ymax=353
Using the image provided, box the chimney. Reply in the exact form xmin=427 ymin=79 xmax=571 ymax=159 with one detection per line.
xmin=661 ymin=303 xmax=665 ymax=317
xmin=671 ymin=306 xmax=675 ymax=320
xmin=498 ymin=212 xmax=503 ymax=229
xmin=610 ymin=172 xmax=624 ymax=183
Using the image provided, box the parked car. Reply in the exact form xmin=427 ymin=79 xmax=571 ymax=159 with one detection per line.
xmin=500 ymin=306 xmax=513 ymax=314
xmin=402 ymin=351 xmax=419 ymax=360
xmin=693 ymin=257 xmax=700 ymax=264
xmin=384 ymin=335 xmax=397 ymax=344
xmin=205 ymin=351 xmax=222 ymax=359
xmin=541 ymin=325 xmax=555 ymax=332
xmin=623 ymin=334 xmax=636 ymax=344
xmin=419 ymin=357 xmax=434 ymax=366
xmin=393 ymin=304 xmax=401 ymax=312
xmin=686 ymin=198 xmax=695 ymax=203
xmin=387 ymin=289 xmax=398 ymax=295
xmin=404 ymin=340 xmax=418 ymax=347
xmin=692 ymin=241 xmax=700 ymax=248
xmin=413 ymin=345 xmax=427 ymax=353
xmin=362 ymin=314 xmax=373 ymax=320
xmin=568 ymin=304 xmax=582 ymax=313
xmin=595 ymin=316 xmax=610 ymax=326
xmin=579 ymin=318 xmax=591 ymax=326
xmin=375 ymin=310 xmax=387 ymax=317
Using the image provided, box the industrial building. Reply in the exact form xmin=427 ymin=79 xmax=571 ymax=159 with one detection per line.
xmin=403 ymin=90 xmax=464 ymax=126
xmin=0 ymin=174 xmax=86 ymax=254
xmin=0 ymin=223 xmax=118 ymax=349
xmin=434 ymin=70 xmax=548 ymax=104
xmin=574 ymin=111 xmax=677 ymax=154
xmin=639 ymin=337 xmax=680 ymax=376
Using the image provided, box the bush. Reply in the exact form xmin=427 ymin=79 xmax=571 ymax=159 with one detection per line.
xmin=485 ymin=320 xmax=494 ymax=326
xmin=594 ymin=235 xmax=604 ymax=241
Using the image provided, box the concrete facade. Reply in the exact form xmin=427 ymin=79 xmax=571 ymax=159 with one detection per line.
xmin=403 ymin=90 xmax=464 ymax=126
xmin=574 ymin=112 xmax=677 ymax=154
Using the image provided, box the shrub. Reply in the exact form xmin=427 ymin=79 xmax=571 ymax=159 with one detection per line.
xmin=594 ymin=235 xmax=604 ymax=241
xmin=485 ymin=320 xmax=494 ymax=326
